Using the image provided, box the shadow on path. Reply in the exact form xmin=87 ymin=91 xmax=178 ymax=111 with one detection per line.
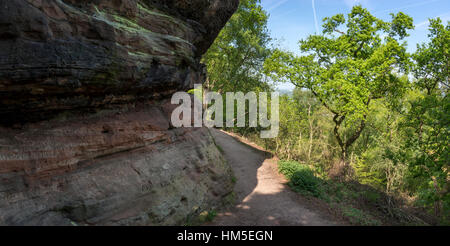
xmin=207 ymin=129 xmax=340 ymax=226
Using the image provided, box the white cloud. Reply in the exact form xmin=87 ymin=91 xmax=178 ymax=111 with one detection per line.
xmin=266 ymin=0 xmax=290 ymax=11
xmin=415 ymin=11 xmax=450 ymax=30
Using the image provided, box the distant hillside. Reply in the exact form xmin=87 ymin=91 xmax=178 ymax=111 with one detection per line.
xmin=277 ymin=89 xmax=293 ymax=96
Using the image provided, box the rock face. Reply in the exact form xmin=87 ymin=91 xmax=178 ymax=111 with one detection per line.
xmin=0 ymin=0 xmax=238 ymax=225
xmin=0 ymin=0 xmax=238 ymax=124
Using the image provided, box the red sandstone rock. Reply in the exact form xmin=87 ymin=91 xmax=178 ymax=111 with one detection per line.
xmin=0 ymin=0 xmax=238 ymax=225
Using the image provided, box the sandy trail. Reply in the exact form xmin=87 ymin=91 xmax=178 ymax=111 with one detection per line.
xmin=208 ymin=129 xmax=340 ymax=226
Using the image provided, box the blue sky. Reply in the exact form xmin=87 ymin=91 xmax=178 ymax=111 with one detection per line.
xmin=260 ymin=0 xmax=450 ymax=90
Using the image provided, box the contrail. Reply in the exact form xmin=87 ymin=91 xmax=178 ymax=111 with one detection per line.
xmin=375 ymin=0 xmax=442 ymax=14
xmin=268 ymin=0 xmax=289 ymax=11
xmin=312 ymin=0 xmax=319 ymax=33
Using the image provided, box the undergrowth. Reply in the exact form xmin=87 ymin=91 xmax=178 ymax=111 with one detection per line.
xmin=278 ymin=160 xmax=424 ymax=226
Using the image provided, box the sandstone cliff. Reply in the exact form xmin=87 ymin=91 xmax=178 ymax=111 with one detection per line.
xmin=0 ymin=0 xmax=238 ymax=225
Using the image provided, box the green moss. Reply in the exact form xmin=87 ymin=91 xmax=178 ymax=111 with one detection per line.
xmin=93 ymin=5 xmax=144 ymax=33
xmin=127 ymin=51 xmax=152 ymax=57
xmin=137 ymin=3 xmax=172 ymax=19
xmin=91 ymin=4 xmax=195 ymax=64
xmin=93 ymin=5 xmax=191 ymax=45
xmin=137 ymin=3 xmax=188 ymax=29
xmin=113 ymin=15 xmax=139 ymax=28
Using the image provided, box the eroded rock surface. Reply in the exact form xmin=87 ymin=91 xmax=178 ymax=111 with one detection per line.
xmin=0 ymin=0 xmax=238 ymax=225
xmin=0 ymin=0 xmax=238 ymax=124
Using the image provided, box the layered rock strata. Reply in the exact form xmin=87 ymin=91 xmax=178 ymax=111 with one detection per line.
xmin=0 ymin=0 xmax=238 ymax=225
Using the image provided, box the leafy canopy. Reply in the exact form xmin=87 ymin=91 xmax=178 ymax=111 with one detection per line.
xmin=264 ymin=6 xmax=414 ymax=157
xmin=203 ymin=0 xmax=272 ymax=93
xmin=403 ymin=18 xmax=449 ymax=215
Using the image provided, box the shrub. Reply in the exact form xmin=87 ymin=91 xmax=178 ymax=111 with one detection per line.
xmin=279 ymin=161 xmax=322 ymax=197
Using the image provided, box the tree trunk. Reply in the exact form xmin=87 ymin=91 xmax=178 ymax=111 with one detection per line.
xmin=331 ymin=113 xmax=367 ymax=179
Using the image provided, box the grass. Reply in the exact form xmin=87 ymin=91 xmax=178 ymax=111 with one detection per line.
xmin=341 ymin=206 xmax=382 ymax=226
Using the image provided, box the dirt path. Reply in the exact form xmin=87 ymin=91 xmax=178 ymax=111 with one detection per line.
xmin=208 ymin=129 xmax=341 ymax=226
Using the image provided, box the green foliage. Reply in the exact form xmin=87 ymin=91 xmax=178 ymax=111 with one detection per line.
xmin=353 ymin=155 xmax=385 ymax=189
xmin=279 ymin=161 xmax=390 ymax=225
xmin=278 ymin=160 xmax=307 ymax=178
xmin=279 ymin=161 xmax=323 ymax=197
xmin=341 ymin=206 xmax=382 ymax=226
xmin=207 ymin=2 xmax=449 ymax=223
xmin=264 ymin=6 xmax=413 ymax=161
xmin=203 ymin=0 xmax=272 ymax=94
xmin=401 ymin=18 xmax=450 ymax=218
xmin=202 ymin=0 xmax=274 ymax=131
xmin=205 ymin=210 xmax=218 ymax=222
xmin=262 ymin=89 xmax=336 ymax=168
xmin=290 ymin=170 xmax=322 ymax=197
xmin=362 ymin=190 xmax=381 ymax=204
xmin=351 ymin=97 xmax=410 ymax=194
xmin=412 ymin=18 xmax=449 ymax=94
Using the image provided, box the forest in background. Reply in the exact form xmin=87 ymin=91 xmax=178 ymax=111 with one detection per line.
xmin=202 ymin=0 xmax=449 ymax=225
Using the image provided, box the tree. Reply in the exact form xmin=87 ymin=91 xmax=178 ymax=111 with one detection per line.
xmin=404 ymin=18 xmax=449 ymax=217
xmin=412 ymin=19 xmax=449 ymax=94
xmin=203 ymin=0 xmax=272 ymax=94
xmin=264 ymin=6 xmax=413 ymax=177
